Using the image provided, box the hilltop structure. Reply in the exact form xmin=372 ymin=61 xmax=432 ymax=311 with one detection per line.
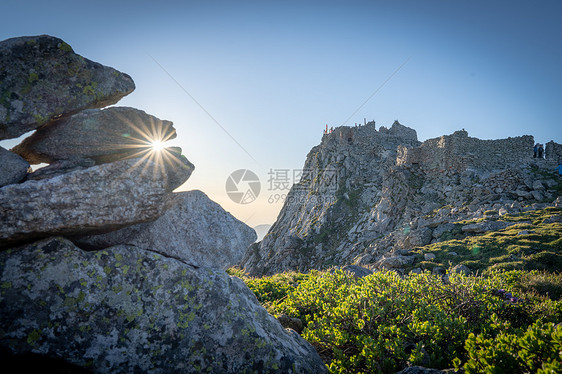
xmin=241 ymin=121 xmax=562 ymax=276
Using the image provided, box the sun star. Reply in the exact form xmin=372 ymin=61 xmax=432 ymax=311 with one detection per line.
xmin=150 ymin=139 xmax=166 ymax=152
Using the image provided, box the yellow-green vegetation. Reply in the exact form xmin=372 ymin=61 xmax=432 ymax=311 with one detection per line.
xmin=228 ymin=207 xmax=561 ymax=372
xmin=230 ymin=264 xmax=561 ymax=373
xmin=26 ymin=329 xmax=41 ymax=346
xmin=57 ymin=41 xmax=73 ymax=53
xmin=32 ymin=113 xmax=49 ymax=126
xmin=411 ymin=207 xmax=562 ymax=274
xmin=461 ymin=316 xmax=562 ymax=373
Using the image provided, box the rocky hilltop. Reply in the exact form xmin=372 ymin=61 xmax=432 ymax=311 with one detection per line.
xmin=241 ymin=121 xmax=562 ymax=276
xmin=0 ymin=35 xmax=327 ymax=373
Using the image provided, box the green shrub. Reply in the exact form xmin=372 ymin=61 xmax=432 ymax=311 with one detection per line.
xmin=226 ymin=266 xmax=248 ymax=278
xmin=460 ymin=317 xmax=562 ymax=374
xmin=263 ymin=270 xmax=532 ymax=373
xmin=233 ymin=270 xmax=308 ymax=305
xmin=498 ymin=270 xmax=562 ymax=301
xmin=241 ymin=268 xmax=561 ymax=373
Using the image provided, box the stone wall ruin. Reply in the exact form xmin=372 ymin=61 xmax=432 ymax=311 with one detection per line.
xmin=397 ymin=130 xmax=536 ymax=173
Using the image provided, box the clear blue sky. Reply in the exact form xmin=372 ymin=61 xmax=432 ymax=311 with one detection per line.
xmin=1 ymin=0 xmax=561 ymax=227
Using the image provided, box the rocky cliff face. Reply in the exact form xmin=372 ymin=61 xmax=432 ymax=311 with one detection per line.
xmin=0 ymin=35 xmax=326 ymax=373
xmin=241 ymin=123 xmax=562 ymax=276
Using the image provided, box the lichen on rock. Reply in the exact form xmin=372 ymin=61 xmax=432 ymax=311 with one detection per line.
xmin=0 ymin=237 xmax=327 ymax=373
xmin=0 ymin=154 xmax=194 ymax=247
xmin=0 ymin=35 xmax=135 ymax=140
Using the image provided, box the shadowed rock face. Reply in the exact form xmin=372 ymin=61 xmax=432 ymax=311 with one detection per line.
xmin=74 ymin=190 xmax=257 ymax=269
xmin=0 ymin=154 xmax=194 ymax=247
xmin=11 ymin=107 xmax=176 ymax=165
xmin=0 ymin=237 xmax=328 ymax=374
xmin=0 ymin=146 xmax=29 ymax=187
xmin=0 ymin=35 xmax=135 ymax=140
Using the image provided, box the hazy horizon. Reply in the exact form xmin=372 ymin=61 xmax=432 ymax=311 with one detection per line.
xmin=1 ymin=0 xmax=561 ymax=227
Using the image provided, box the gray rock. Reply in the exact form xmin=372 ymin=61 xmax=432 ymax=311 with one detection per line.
xmin=424 ymin=253 xmax=436 ymax=261
xmin=0 ymin=237 xmax=327 ymax=373
xmin=73 ymin=190 xmax=256 ymax=269
xmin=545 ymin=179 xmax=558 ymax=188
xmin=544 ymin=215 xmax=562 ymax=224
xmin=432 ymin=267 xmax=445 ymax=276
xmin=378 ymin=255 xmax=414 ymax=269
xmin=461 ymin=223 xmax=484 ymax=233
xmin=277 ymin=314 xmax=304 ymax=334
xmin=531 ymin=190 xmax=544 ymax=201
xmin=355 ymin=254 xmax=373 ymax=265
xmin=461 ymin=220 xmax=515 ymax=234
xmin=532 ymin=180 xmax=545 ymax=191
xmin=0 ymin=146 xmax=29 ymax=186
xmin=0 ymin=154 xmax=193 ymax=247
xmin=404 ymin=227 xmax=433 ymax=247
xmin=0 ymin=35 xmax=135 ymax=140
xmin=432 ymin=223 xmax=455 ymax=239
xmin=387 ymin=120 xmax=419 ymax=142
xmin=12 ymin=107 xmax=175 ymax=165
xmin=25 ymin=158 xmax=96 ymax=181
xmin=283 ymin=235 xmax=301 ymax=249
xmin=514 ymin=189 xmax=531 ymax=198
xmin=341 ymin=265 xmax=374 ymax=278
xmin=409 ymin=268 xmax=422 ymax=274
xmin=451 ymin=264 xmax=471 ymax=275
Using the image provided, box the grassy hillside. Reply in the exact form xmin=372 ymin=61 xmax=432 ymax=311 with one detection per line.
xmin=409 ymin=206 xmax=562 ymax=275
xmin=228 ymin=208 xmax=562 ymax=373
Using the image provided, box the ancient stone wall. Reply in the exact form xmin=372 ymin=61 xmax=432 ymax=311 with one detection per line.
xmin=323 ymin=120 xmax=419 ymax=149
xmin=546 ymin=141 xmax=562 ymax=163
xmin=397 ymin=130 xmax=534 ymax=172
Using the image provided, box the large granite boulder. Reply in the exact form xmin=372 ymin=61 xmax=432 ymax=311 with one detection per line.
xmin=0 ymin=35 xmax=135 ymax=140
xmin=0 ymin=153 xmax=194 ymax=247
xmin=0 ymin=146 xmax=29 ymax=187
xmin=12 ymin=107 xmax=176 ymax=165
xmin=74 ymin=190 xmax=257 ymax=269
xmin=0 ymin=237 xmax=327 ymax=373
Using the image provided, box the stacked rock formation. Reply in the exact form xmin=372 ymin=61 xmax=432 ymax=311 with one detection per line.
xmin=0 ymin=35 xmax=326 ymax=373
